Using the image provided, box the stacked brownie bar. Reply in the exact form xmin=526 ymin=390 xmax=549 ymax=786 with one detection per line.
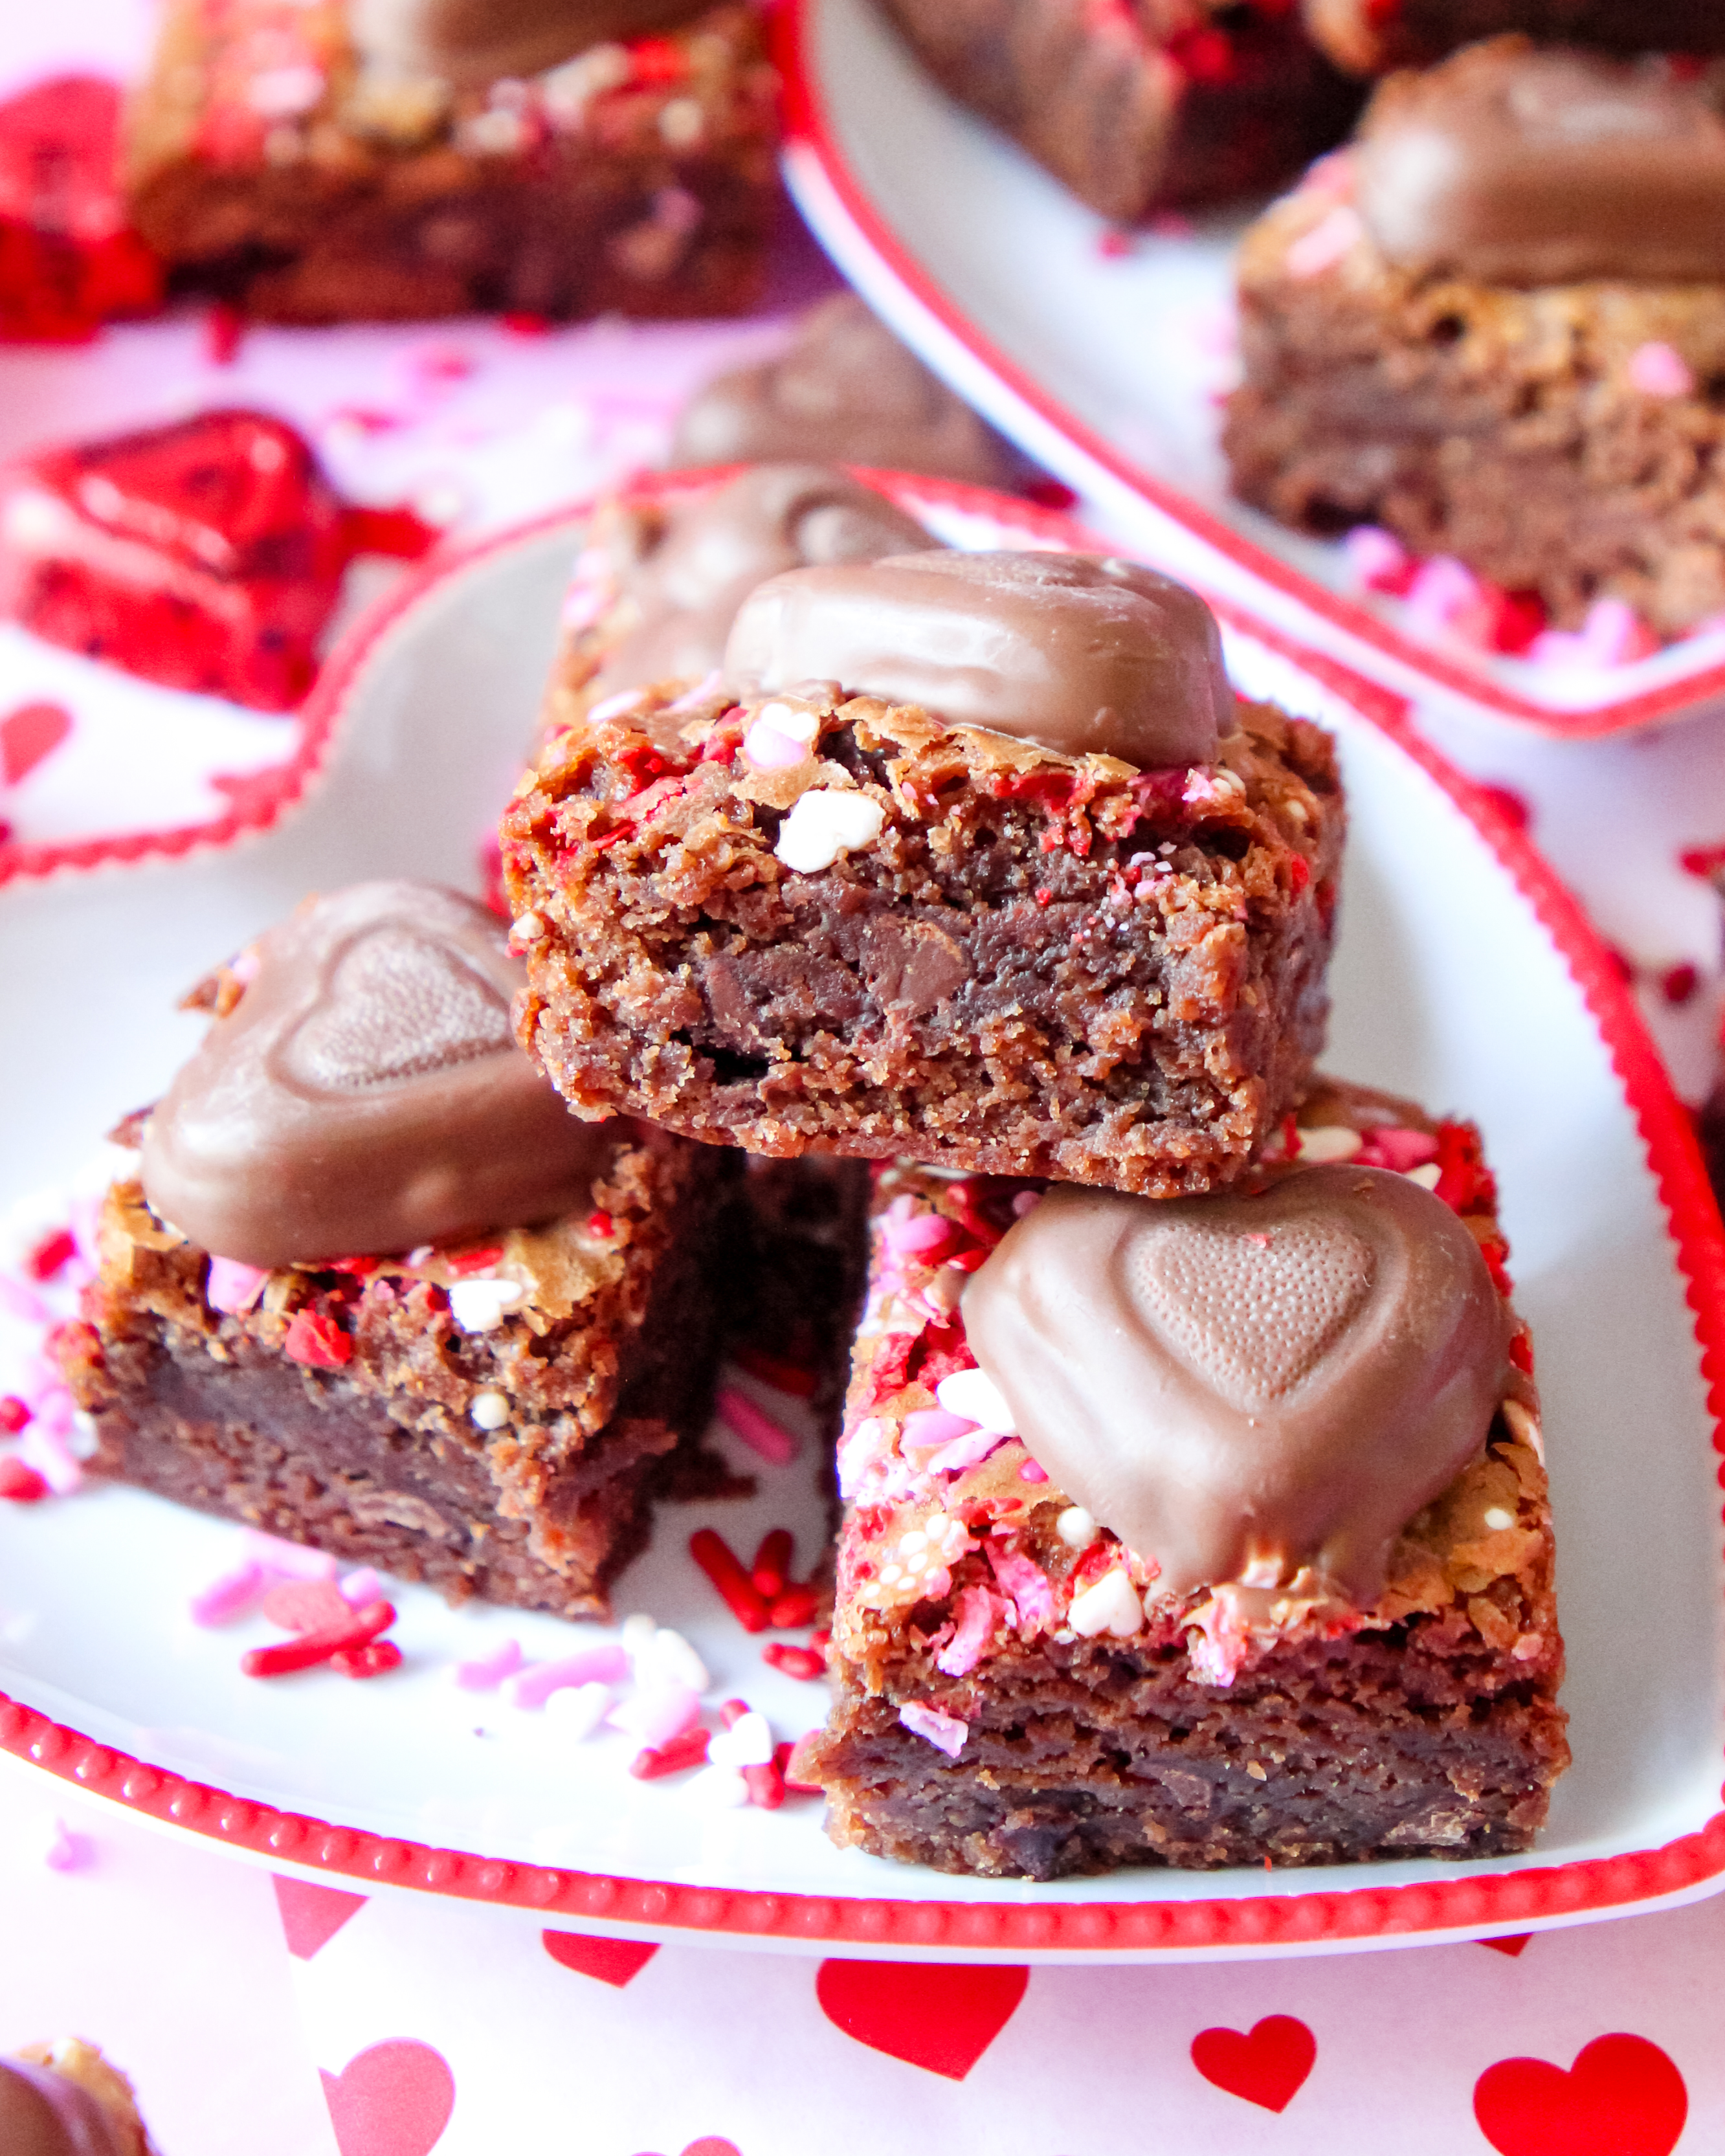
xmin=1302 ymin=0 xmax=1725 ymax=76
xmin=1226 ymin=37 xmax=1725 ymax=636
xmin=124 ymin=0 xmax=779 ymax=320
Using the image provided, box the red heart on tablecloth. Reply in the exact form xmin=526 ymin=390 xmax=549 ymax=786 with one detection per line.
xmin=815 ymin=1960 xmax=1028 ymax=2080
xmin=1474 ymin=2033 xmax=1686 ymax=2156
xmin=627 ymin=2142 xmax=741 ymax=2156
xmin=1480 ymin=1934 xmax=1532 ymax=1957
xmin=1 ymin=701 xmax=72 ymax=787
xmin=273 ymin=1874 xmax=368 ymax=1960
xmin=542 ymin=1929 xmax=659 ymax=1986
xmin=320 ymin=2041 xmax=454 ymax=2156
xmin=1190 ymin=2015 xmax=1316 ymax=2111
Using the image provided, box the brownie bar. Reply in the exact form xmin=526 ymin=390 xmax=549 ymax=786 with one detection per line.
xmin=504 ymin=662 xmax=1342 ymax=1197
xmin=58 ymin=1128 xmax=734 ymax=1618
xmin=1303 ymin=0 xmax=1725 ymax=76
xmin=124 ymin=1 xmax=778 ymax=322
xmin=876 ymin=0 xmax=1359 ymax=223
xmin=792 ymin=1082 xmax=1567 ymax=1878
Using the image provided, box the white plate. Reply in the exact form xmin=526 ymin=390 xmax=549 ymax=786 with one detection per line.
xmin=2 ymin=479 xmax=1722 ymax=1962
xmin=778 ymin=0 xmax=1725 ymax=739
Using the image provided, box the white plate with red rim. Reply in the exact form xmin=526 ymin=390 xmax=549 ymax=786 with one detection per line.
xmin=1 ymin=472 xmax=1722 ymax=1962
xmin=776 ymin=0 xmax=1725 ymax=740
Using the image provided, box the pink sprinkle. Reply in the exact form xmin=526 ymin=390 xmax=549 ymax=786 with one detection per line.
xmin=1010 ymin=1190 xmax=1041 ymax=1218
xmin=900 ymin=1408 xmax=975 ymax=1453
xmin=1628 ymin=341 xmax=1694 ymax=398
xmin=926 ymin=1428 xmax=1008 ymax=1477
xmin=43 ymin=1819 xmax=93 ymax=1872
xmin=1361 ymin=1126 xmax=1439 ymax=1173
xmin=935 ymin=1585 xmax=1007 ymax=1677
xmin=665 ymin=668 xmax=725 ymax=715
xmin=1285 ymin=205 xmax=1363 ymax=280
xmin=716 ymin=1385 xmax=798 ymax=1465
xmin=611 ymin=1682 xmax=703 ymax=1749
xmin=586 ymin=689 xmax=646 ymax=726
xmin=1144 ymin=208 xmax=1194 ymax=238
xmin=1342 ymin=525 xmax=1414 ymax=595
xmin=454 ymin=1639 xmax=523 ymax=1691
xmin=988 ymin=1542 xmax=1057 ymax=1632
xmin=1019 ymin=1459 xmax=1049 ymax=1483
xmin=206 ymin=1257 xmax=269 ymax=1315
xmin=239 ymin=1529 xmax=337 ymax=1581
xmin=898 ymin=1700 xmax=968 ymax=1757
xmin=742 ymin=718 xmax=806 ymax=770
xmin=884 ymin=1209 xmax=957 ymax=1259
xmin=340 ymin=1568 xmax=384 ymax=1606
xmin=190 ymin=1561 xmax=267 ymax=1627
xmin=560 ymin=581 xmax=610 ymax=633
xmin=0 ymin=1276 xmax=50 ymax=1324
xmin=1579 ymin=597 xmax=1658 ymax=667
xmin=1096 ymin=227 xmax=1136 ymax=260
xmin=507 ymin=1645 xmax=629 ymax=1707
xmin=1405 ymin=556 xmax=1493 ymax=646
xmin=20 ymin=1416 xmax=82 ymax=1495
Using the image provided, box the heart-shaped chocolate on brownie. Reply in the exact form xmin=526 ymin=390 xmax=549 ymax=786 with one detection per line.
xmin=962 ymin=1166 xmax=1510 ymax=1605
xmin=142 ymin=882 xmax=608 ymax=1267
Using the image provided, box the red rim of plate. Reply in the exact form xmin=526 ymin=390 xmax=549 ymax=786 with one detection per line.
xmin=773 ymin=0 xmax=1725 ymax=740
xmin=3 ymin=474 xmax=1723 ymax=1955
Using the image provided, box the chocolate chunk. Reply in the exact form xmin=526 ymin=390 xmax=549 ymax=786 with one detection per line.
xmin=962 ymin=1166 xmax=1511 ymax=1605
xmin=1355 ymin=38 xmax=1725 ymax=285
xmin=142 ymin=882 xmax=608 ymax=1267
xmin=671 ymin=293 xmax=1021 ymax=489
xmin=859 ymin=918 xmax=970 ymax=1016
xmin=0 ymin=2063 xmax=127 ymax=2156
xmin=724 ymin=550 xmax=1232 ymax=768
xmin=593 ymin=463 xmax=937 ymax=702
xmin=348 ymin=0 xmax=710 ymax=89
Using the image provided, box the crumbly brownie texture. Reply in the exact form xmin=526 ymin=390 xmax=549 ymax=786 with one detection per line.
xmin=1302 ymin=0 xmax=1725 ymax=75
xmin=1225 ymin=54 xmax=1725 ymax=636
xmin=124 ymin=1 xmax=778 ymax=322
xmin=876 ymin=0 xmax=1359 ymax=223
xmin=792 ymin=1083 xmax=1566 ymax=1878
xmin=58 ymin=1127 xmax=733 ymax=1617
xmin=504 ymin=674 xmax=1342 ymax=1195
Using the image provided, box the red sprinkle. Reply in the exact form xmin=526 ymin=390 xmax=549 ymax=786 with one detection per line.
xmin=1509 ymin=1331 xmax=1535 ymax=1375
xmin=1661 ymin=962 xmax=1700 ymax=1008
xmin=768 ymin=1585 xmax=819 ymax=1629
xmin=24 ymin=1229 xmax=76 ymax=1281
xmin=341 ymin=504 xmax=440 ymax=562
xmin=586 ymin=1210 xmax=615 ymax=1240
xmin=763 ymin=1643 xmax=825 ymax=1680
xmin=204 ymin=302 xmax=245 ymax=366
xmin=1476 ymin=783 xmax=1532 ymax=833
xmin=0 ymin=1395 xmax=31 ymax=1434
xmin=731 ymin=1344 xmax=818 ymax=1398
xmin=1034 ymin=887 xmax=1053 ymax=907
xmin=718 ymin=1697 xmax=750 ymax=1729
xmin=689 ymin=1528 xmax=770 ymax=1631
xmin=742 ymin=1761 xmax=785 ymax=1809
xmin=775 ymin=1739 xmax=823 ymax=1795
xmin=1679 ymin=843 xmax=1725 ymax=880
xmin=629 ymin=1725 xmax=711 ymax=1779
xmin=810 ymin=1629 xmax=831 ymax=1651
xmin=501 ymin=311 xmax=551 ymax=336
xmin=283 ymin=1310 xmax=353 ymax=1369
xmin=331 ymin=1639 xmax=403 ymax=1679
xmin=0 ymin=1458 xmax=50 ymax=1504
xmin=444 ymin=1245 xmax=505 ymax=1276
xmin=751 ymin=1527 xmax=794 ymax=1600
xmin=1096 ymin=228 xmax=1135 ymax=260
xmin=240 ymin=1599 xmax=395 ymax=1678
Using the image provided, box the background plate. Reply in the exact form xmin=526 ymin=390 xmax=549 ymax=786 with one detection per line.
xmin=3 ymin=479 xmax=1723 ymax=1960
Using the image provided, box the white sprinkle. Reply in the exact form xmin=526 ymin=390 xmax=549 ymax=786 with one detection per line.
xmin=449 ymin=1277 xmax=527 ymax=1332
xmin=659 ymin=96 xmax=704 ymax=148
xmin=1055 ymin=1506 xmax=1096 ymax=1548
xmin=459 ymin=106 xmax=528 ymax=155
xmin=469 ymin=1388 xmax=510 ymax=1430
xmin=878 ymin=1564 xmax=903 ymax=1586
xmin=513 ymin=911 xmax=546 ymax=943
xmin=707 ymin=1710 xmax=774 ymax=1768
xmin=1405 ymin=1161 xmax=1443 ymax=1190
xmin=685 ymin=1764 xmax=750 ymax=1808
xmin=543 ymin=1681 xmax=612 ymax=1741
xmin=774 ymin=790 xmax=885 ymax=874
xmin=1294 ymin=1125 xmax=1362 ymax=1164
xmin=756 ymin=699 xmax=819 ymax=743
xmin=1067 ymin=1569 xmax=1144 ymax=1639
xmin=1501 ymin=1398 xmax=1543 ymax=1461
xmin=639 ymin=1626 xmax=709 ymax=1695
xmin=1483 ymin=1506 xmax=1515 ymax=1531
xmin=898 ymin=1529 xmax=928 ymax=1554
xmin=246 ymin=63 xmax=325 ymax=117
xmin=935 ymin=1368 xmax=1017 ymax=1434
xmin=620 ymin=1612 xmax=658 ymax=1659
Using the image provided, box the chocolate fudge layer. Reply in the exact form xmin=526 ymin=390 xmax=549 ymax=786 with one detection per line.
xmin=57 ymin=883 xmax=734 ymax=1617
xmin=793 ymin=1082 xmax=1566 ymax=1878
xmin=125 ymin=0 xmax=778 ymax=322
xmin=1225 ymin=41 xmax=1725 ymax=635
xmin=671 ymin=295 xmax=1025 ymax=491
xmin=548 ymin=465 xmax=937 ymax=725
xmin=877 ymin=0 xmax=1359 ymax=223
xmin=506 ymin=550 xmax=1342 ymax=1196
xmin=1303 ymin=0 xmax=1725 ymax=76
xmin=3 ymin=2044 xmax=156 ymax=2156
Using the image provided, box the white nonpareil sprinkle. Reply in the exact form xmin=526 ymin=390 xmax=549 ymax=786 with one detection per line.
xmin=1405 ymin=1161 xmax=1443 ymax=1190
xmin=935 ymin=1367 xmax=1017 ymax=1434
xmin=1294 ymin=1125 xmax=1362 ymax=1164
xmin=774 ymin=790 xmax=885 ymax=874
xmin=449 ymin=1277 xmax=527 ymax=1332
xmin=707 ymin=1711 xmax=774 ymax=1769
xmin=1483 ymin=1507 xmax=1515 ymax=1531
xmin=1055 ymin=1506 xmax=1096 ymax=1548
xmin=1067 ymin=1569 xmax=1144 ymax=1639
xmin=469 ymin=1388 xmax=510 ymax=1430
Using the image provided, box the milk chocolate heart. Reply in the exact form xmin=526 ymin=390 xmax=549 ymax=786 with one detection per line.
xmin=142 ymin=881 xmax=608 ymax=1267
xmin=962 ymin=1166 xmax=1510 ymax=1604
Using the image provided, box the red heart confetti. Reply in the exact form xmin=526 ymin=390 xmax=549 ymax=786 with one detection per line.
xmin=1190 ymin=2014 xmax=1317 ymax=2112
xmin=541 ymin=1930 xmax=660 ymax=1987
xmin=320 ymin=2041 xmax=454 ymax=2156
xmin=1 ymin=701 xmax=72 ymax=788
xmin=1474 ymin=2033 xmax=1687 ymax=2156
xmin=815 ymin=1960 xmax=1029 ymax=2081
xmin=272 ymin=1874 xmax=368 ymax=1960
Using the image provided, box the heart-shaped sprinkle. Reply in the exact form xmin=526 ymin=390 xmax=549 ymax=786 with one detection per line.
xmin=963 ymin=1164 xmax=1510 ymax=1603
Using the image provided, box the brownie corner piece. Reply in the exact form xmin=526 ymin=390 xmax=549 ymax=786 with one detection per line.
xmin=504 ymin=682 xmax=1342 ymax=1197
xmin=58 ymin=1128 xmax=736 ymax=1618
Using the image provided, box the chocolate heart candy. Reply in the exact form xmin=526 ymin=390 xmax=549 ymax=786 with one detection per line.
xmin=0 ymin=2062 xmax=128 ymax=2156
xmin=142 ymin=882 xmax=608 ymax=1267
xmin=962 ymin=1166 xmax=1511 ymax=1604
xmin=348 ymin=0 xmax=711 ymax=89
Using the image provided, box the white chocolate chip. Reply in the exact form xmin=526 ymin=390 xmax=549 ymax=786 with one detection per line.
xmin=1055 ymin=1506 xmax=1096 ymax=1548
xmin=1501 ymin=1397 xmax=1542 ymax=1461
xmin=449 ymin=1277 xmax=527 ymax=1332
xmin=513 ymin=911 xmax=546 ymax=943
xmin=774 ymin=790 xmax=885 ymax=874
xmin=469 ymin=1388 xmax=510 ymax=1430
xmin=935 ymin=1367 xmax=1018 ymax=1434
xmin=1294 ymin=1126 xmax=1362 ymax=1164
xmin=1483 ymin=1506 xmax=1515 ymax=1531
xmin=1067 ymin=1569 xmax=1144 ymax=1639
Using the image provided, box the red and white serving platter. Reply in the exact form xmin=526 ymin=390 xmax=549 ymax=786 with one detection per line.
xmin=3 ymin=475 xmax=1723 ymax=1962
xmin=777 ymin=0 xmax=1725 ymax=739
